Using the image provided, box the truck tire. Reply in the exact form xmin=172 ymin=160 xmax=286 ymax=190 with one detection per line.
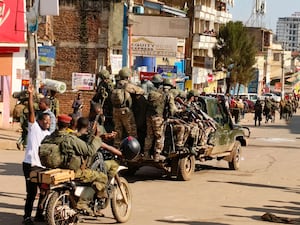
xmin=228 ymin=141 xmax=242 ymax=170
xmin=177 ymin=155 xmax=195 ymax=181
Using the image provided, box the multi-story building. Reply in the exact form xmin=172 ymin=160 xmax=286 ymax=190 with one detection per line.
xmin=190 ymin=0 xmax=233 ymax=93
xmin=276 ymin=12 xmax=300 ymax=52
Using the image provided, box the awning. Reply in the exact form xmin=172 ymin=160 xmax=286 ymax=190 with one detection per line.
xmin=286 ymin=72 xmax=300 ymax=83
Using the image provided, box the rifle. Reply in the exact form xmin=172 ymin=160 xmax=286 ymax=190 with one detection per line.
xmin=87 ymin=114 xmax=100 ymax=145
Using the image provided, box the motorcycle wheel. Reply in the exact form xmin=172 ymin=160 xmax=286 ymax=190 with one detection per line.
xmin=177 ymin=155 xmax=195 ymax=181
xmin=46 ymin=191 xmax=78 ymax=225
xmin=111 ymin=177 xmax=132 ymax=223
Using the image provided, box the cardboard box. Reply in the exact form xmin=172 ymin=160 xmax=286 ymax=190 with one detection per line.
xmin=30 ymin=169 xmax=75 ymax=185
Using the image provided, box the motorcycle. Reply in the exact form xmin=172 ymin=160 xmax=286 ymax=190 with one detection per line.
xmin=35 ymin=151 xmax=132 ymax=225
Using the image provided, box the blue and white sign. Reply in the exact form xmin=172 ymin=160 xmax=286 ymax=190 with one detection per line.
xmin=38 ymin=46 xmax=56 ymax=66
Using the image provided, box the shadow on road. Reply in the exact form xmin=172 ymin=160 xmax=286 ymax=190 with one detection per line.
xmin=0 ymin=162 xmax=22 ymax=176
xmin=207 ymin=180 xmax=300 ymax=194
xmin=156 ymin=219 xmax=229 ymax=225
xmin=0 ymin=191 xmax=25 ymax=200
xmin=0 ymin=211 xmax=23 ymax=225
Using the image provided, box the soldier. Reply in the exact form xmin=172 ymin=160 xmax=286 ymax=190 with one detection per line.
xmin=110 ymin=68 xmax=144 ymax=147
xmin=144 ymin=78 xmax=187 ymax=161
xmin=40 ymin=114 xmax=107 ymax=216
xmin=48 ymin=90 xmax=60 ymax=117
xmin=92 ymin=69 xmax=114 ymax=132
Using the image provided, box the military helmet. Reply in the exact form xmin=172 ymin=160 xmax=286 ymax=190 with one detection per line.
xmin=187 ymin=90 xmax=199 ymax=100
xmin=120 ymin=136 xmax=141 ymax=160
xmin=118 ymin=67 xmax=131 ymax=79
xmin=98 ymin=69 xmax=110 ymax=79
xmin=151 ymin=74 xmax=163 ymax=84
xmin=162 ymin=78 xmax=173 ymax=87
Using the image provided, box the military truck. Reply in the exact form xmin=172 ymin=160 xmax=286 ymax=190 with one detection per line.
xmin=123 ymin=96 xmax=250 ymax=181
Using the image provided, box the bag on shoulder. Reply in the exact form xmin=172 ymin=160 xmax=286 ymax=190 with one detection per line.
xmin=110 ymin=87 xmax=131 ymax=107
xmin=39 ymin=133 xmax=66 ymax=168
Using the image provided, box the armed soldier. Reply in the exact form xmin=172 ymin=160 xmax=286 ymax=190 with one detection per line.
xmin=110 ymin=68 xmax=144 ymax=147
xmin=92 ymin=69 xmax=114 ymax=132
xmin=39 ymin=114 xmax=107 ymax=216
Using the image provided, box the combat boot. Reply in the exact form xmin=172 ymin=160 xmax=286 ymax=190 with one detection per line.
xmin=76 ymin=200 xmax=94 ymax=216
xmin=154 ymin=152 xmax=166 ymax=162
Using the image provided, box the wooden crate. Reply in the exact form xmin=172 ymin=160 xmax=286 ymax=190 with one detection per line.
xmin=30 ymin=169 xmax=75 ymax=185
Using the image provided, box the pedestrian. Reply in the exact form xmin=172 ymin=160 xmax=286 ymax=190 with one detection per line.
xmin=22 ymin=84 xmax=51 ymax=225
xmin=254 ymin=99 xmax=263 ymax=126
xmin=38 ymin=96 xmax=56 ymax=133
xmin=72 ymin=92 xmax=84 ymax=118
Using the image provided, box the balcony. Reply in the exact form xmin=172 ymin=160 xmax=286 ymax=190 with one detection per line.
xmin=194 ymin=5 xmax=232 ymax=24
xmin=192 ymin=34 xmax=217 ymax=50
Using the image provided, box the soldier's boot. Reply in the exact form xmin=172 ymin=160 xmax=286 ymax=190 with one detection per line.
xmin=93 ymin=181 xmax=108 ymax=199
xmin=153 ymin=152 xmax=165 ymax=162
xmin=76 ymin=187 xmax=95 ymax=216
xmin=77 ymin=200 xmax=94 ymax=216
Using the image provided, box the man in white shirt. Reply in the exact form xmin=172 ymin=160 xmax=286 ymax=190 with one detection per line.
xmin=22 ymin=84 xmax=51 ymax=225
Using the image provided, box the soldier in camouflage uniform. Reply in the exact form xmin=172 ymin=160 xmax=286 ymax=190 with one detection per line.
xmin=92 ymin=69 xmax=114 ymax=132
xmin=48 ymin=90 xmax=60 ymax=117
xmin=110 ymin=68 xmax=144 ymax=147
xmin=144 ymin=78 xmax=187 ymax=161
xmin=42 ymin=114 xmax=107 ymax=216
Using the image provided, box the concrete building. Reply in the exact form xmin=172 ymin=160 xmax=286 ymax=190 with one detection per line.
xmin=189 ymin=0 xmax=233 ymax=93
xmin=276 ymin=12 xmax=300 ymax=52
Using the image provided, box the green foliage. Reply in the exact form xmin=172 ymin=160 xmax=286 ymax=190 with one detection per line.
xmin=213 ymin=21 xmax=257 ymax=93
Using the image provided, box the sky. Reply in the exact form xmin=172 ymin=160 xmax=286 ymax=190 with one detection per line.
xmin=229 ymin=0 xmax=298 ymax=32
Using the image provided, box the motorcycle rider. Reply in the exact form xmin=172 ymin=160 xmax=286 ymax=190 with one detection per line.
xmin=41 ymin=114 xmax=107 ymax=216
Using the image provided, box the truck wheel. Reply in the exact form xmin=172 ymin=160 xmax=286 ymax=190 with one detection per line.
xmin=177 ymin=155 xmax=195 ymax=181
xmin=228 ymin=141 xmax=242 ymax=170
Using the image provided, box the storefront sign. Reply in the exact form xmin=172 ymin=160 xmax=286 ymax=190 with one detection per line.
xmin=131 ymin=36 xmax=177 ymax=57
xmin=140 ymin=72 xmax=157 ymax=81
xmin=0 ymin=0 xmax=25 ymax=43
xmin=110 ymin=54 xmax=123 ymax=75
xmin=38 ymin=46 xmax=56 ymax=66
xmin=72 ymin=72 xmax=95 ymax=91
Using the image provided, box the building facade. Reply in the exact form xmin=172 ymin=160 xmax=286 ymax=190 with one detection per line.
xmin=190 ymin=0 xmax=233 ymax=93
xmin=276 ymin=12 xmax=300 ymax=52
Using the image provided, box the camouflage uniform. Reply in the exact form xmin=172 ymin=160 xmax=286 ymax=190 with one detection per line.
xmin=111 ymin=68 xmax=143 ymax=147
xmin=48 ymin=90 xmax=60 ymax=117
xmin=92 ymin=69 xmax=114 ymax=132
xmin=144 ymin=79 xmax=185 ymax=161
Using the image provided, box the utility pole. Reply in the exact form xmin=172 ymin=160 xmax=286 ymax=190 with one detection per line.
xmin=26 ymin=0 xmax=39 ymax=89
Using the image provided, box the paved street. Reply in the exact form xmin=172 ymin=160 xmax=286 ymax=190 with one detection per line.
xmin=0 ymin=111 xmax=300 ymax=225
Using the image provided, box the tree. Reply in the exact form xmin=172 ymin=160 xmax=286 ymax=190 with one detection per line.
xmin=213 ymin=21 xmax=257 ymax=94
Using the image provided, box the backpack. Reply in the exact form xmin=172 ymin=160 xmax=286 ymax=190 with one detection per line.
xmin=39 ymin=133 xmax=66 ymax=168
xmin=110 ymin=87 xmax=131 ymax=108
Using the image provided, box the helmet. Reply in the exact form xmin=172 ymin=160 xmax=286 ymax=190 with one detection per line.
xmin=118 ymin=67 xmax=131 ymax=79
xmin=98 ymin=69 xmax=110 ymax=79
xmin=151 ymin=74 xmax=163 ymax=84
xmin=120 ymin=136 xmax=141 ymax=160
xmin=162 ymin=78 xmax=173 ymax=87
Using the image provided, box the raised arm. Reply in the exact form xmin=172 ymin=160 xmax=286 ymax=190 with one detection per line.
xmin=27 ymin=84 xmax=36 ymax=123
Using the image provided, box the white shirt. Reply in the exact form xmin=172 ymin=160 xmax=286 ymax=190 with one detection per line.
xmin=23 ymin=121 xmax=50 ymax=167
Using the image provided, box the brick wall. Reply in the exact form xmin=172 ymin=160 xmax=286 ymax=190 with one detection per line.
xmin=37 ymin=1 xmax=110 ymax=114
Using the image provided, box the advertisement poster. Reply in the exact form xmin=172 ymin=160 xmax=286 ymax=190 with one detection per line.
xmin=0 ymin=0 xmax=25 ymax=43
xmin=38 ymin=46 xmax=56 ymax=66
xmin=72 ymin=72 xmax=95 ymax=91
